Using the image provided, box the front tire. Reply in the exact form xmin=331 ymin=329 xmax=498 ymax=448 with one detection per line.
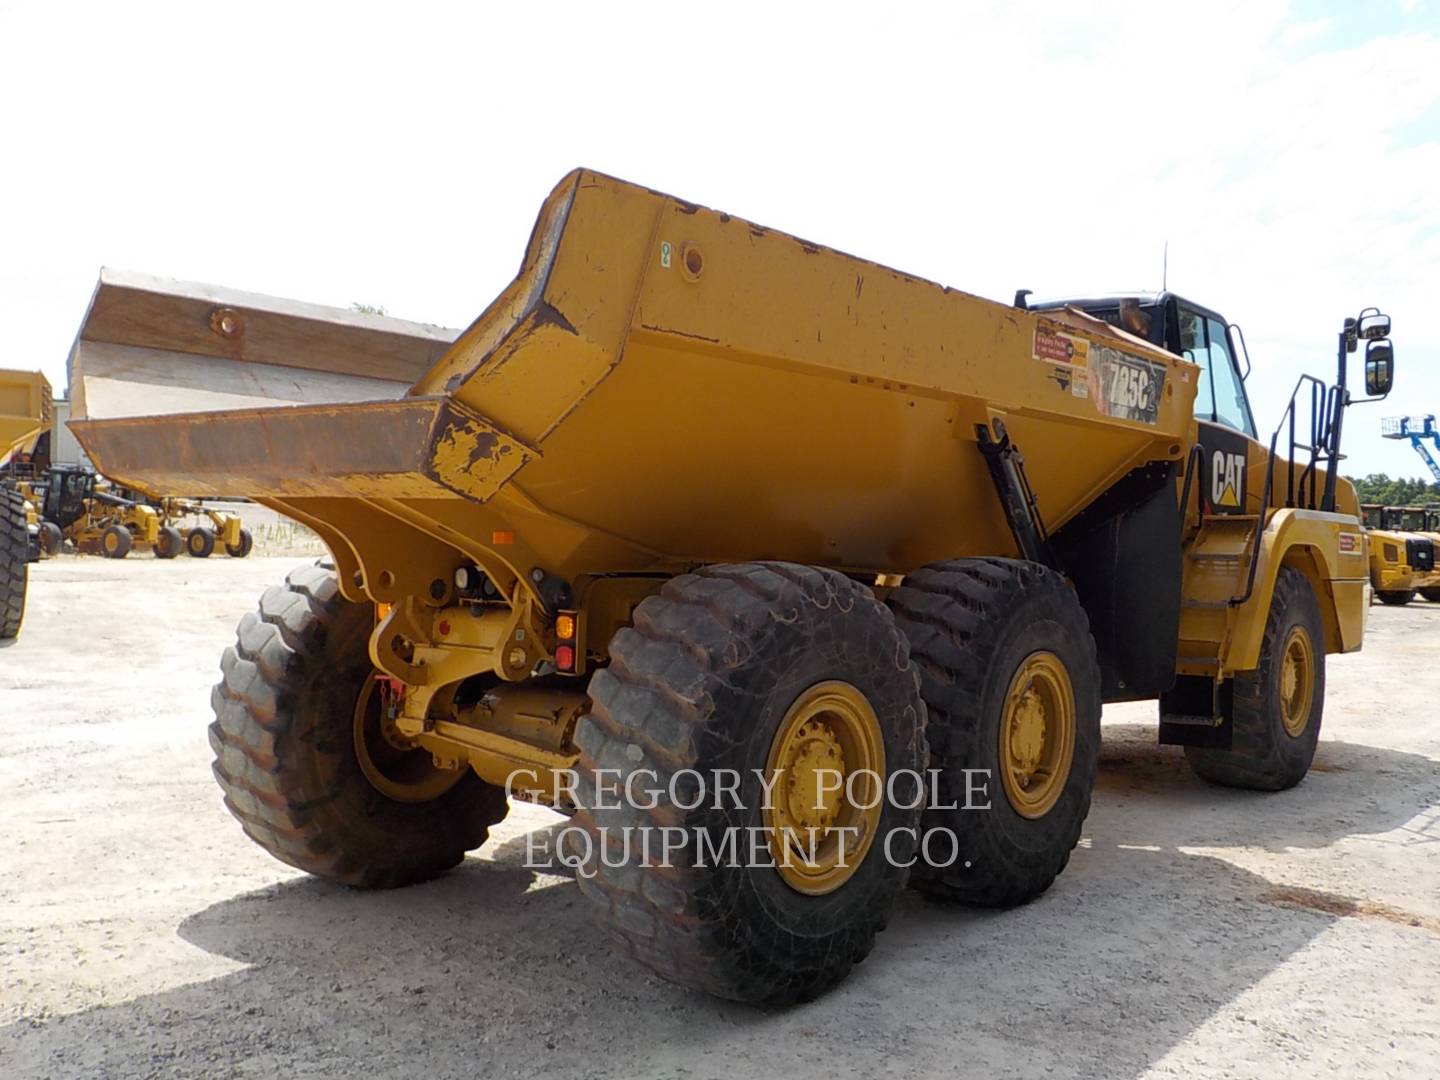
xmin=1375 ymin=589 xmax=1413 ymax=606
xmin=887 ymin=558 xmax=1101 ymax=908
xmin=1184 ymin=567 xmax=1324 ymax=791
xmin=186 ymin=526 xmax=215 ymax=558
xmin=102 ymin=525 xmax=132 ymax=559
xmin=575 ymin=562 xmax=927 ymax=1005
xmin=0 ymin=490 xmax=28 ymax=640
xmin=1419 ymin=588 xmax=1440 ymax=603
xmin=208 ymin=564 xmax=508 ymax=887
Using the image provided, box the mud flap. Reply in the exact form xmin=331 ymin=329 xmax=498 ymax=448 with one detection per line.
xmin=1159 ymin=674 xmax=1234 ymax=749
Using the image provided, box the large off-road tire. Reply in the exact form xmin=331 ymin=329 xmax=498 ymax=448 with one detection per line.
xmin=574 ymin=562 xmax=927 ymax=1005
xmin=225 ymin=527 xmax=254 ymax=559
xmin=0 ymin=490 xmax=28 ymax=640
xmin=186 ymin=526 xmax=215 ymax=558
xmin=154 ymin=526 xmax=183 ymax=560
xmin=1419 ymin=588 xmax=1440 ymax=603
xmin=1376 ymin=589 xmax=1414 ymax=606
xmin=101 ymin=525 xmax=132 ymax=559
xmin=888 ymin=558 xmax=1101 ymax=908
xmin=38 ymin=521 xmax=63 ymax=557
xmin=209 ymin=563 xmax=508 ymax=887
xmin=1185 ymin=567 xmax=1324 ymax=792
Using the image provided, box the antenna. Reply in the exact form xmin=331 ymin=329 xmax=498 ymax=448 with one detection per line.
xmin=1162 ymin=240 xmax=1169 ymax=292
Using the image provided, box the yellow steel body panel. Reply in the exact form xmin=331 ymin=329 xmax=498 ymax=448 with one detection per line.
xmin=1219 ymin=509 xmax=1368 ymax=673
xmin=0 ymin=369 xmax=53 ymax=461
xmin=1364 ymin=527 xmax=1423 ymax=592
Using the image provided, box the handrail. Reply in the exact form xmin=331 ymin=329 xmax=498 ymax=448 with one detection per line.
xmin=1230 ymin=373 xmax=1340 ymax=608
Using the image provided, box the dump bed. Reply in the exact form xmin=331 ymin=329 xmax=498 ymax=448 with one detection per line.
xmin=0 ymin=369 xmax=53 ymax=465
xmin=70 ymin=169 xmax=1198 ymax=594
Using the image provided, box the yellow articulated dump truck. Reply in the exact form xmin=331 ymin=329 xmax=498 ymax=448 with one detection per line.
xmin=1360 ymin=504 xmax=1437 ymax=605
xmin=0 ymin=368 xmax=53 ymax=639
xmin=68 ymin=171 xmax=1396 ymax=1004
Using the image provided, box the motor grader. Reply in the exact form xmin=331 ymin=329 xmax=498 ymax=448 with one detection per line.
xmin=152 ymin=497 xmax=253 ymax=558
xmin=0 ymin=368 xmax=53 ymax=639
xmin=107 ymin=485 xmax=255 ymax=558
xmin=68 ymin=170 xmax=1395 ymax=1005
xmin=35 ymin=464 xmax=178 ymax=559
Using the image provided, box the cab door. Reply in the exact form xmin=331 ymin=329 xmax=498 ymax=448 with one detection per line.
xmin=1173 ymin=302 xmax=1261 ymax=517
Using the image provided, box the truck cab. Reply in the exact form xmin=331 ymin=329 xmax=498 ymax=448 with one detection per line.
xmin=1026 ymin=292 xmax=1256 ymax=438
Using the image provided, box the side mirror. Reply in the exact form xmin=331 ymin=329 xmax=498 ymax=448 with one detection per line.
xmin=1358 ymin=310 xmax=1392 ymax=341
xmin=1365 ymin=340 xmax=1394 ymax=397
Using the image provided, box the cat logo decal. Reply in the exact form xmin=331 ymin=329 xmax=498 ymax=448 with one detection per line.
xmin=1211 ymin=449 xmax=1246 ymax=510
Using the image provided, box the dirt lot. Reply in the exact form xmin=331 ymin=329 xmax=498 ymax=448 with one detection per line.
xmin=2 ymin=555 xmax=1438 ymax=1079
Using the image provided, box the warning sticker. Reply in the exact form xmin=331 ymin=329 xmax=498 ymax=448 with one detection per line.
xmin=1033 ymin=319 xmax=1089 ymax=367
xmin=1339 ymin=532 xmax=1362 ymax=555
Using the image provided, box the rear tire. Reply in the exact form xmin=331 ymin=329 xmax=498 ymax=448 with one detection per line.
xmin=186 ymin=526 xmax=215 ymax=558
xmin=1184 ymin=567 xmax=1324 ymax=792
xmin=102 ymin=525 xmax=132 ymax=559
xmin=887 ymin=558 xmax=1101 ymax=908
xmin=1376 ymin=589 xmax=1413 ymax=606
xmin=155 ymin=525 xmax=182 ymax=559
xmin=0 ymin=490 xmax=29 ymax=640
xmin=575 ymin=562 xmax=927 ymax=1005
xmin=1420 ymin=588 xmax=1440 ymax=603
xmin=225 ymin=527 xmax=254 ymax=558
xmin=208 ymin=563 xmax=508 ymax=887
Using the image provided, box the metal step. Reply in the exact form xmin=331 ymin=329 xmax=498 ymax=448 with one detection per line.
xmin=1188 ymin=550 xmax=1243 ymax=563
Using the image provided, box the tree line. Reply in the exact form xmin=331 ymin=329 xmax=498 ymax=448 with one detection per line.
xmin=1345 ymin=474 xmax=1440 ymax=506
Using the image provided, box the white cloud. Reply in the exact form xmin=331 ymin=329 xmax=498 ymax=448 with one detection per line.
xmin=0 ymin=0 xmax=1436 ymax=475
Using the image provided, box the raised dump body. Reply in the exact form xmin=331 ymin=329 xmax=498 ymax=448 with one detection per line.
xmin=0 ymin=368 xmax=53 ymax=466
xmin=64 ymin=169 xmax=1385 ymax=1007
xmin=72 ymin=170 xmax=1197 ymax=605
xmin=70 ymin=269 xmax=456 ymax=422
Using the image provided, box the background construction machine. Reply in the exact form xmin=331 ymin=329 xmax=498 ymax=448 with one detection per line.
xmin=107 ymin=486 xmax=255 ymax=558
xmin=1359 ymin=504 xmax=1435 ymax=605
xmin=67 ymin=171 xmax=1395 ymax=1004
xmin=33 ymin=464 xmax=175 ymax=559
xmin=1383 ymin=414 xmax=1440 ymax=484
xmin=0 ymin=368 xmax=53 ymax=638
xmin=151 ymin=496 xmax=252 ymax=558
xmin=1384 ymin=506 xmax=1440 ymax=602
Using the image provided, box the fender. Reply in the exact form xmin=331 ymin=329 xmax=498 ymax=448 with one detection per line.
xmin=1223 ymin=507 xmax=1368 ymax=674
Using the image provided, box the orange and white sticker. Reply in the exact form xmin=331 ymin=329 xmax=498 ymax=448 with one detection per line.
xmin=1339 ymin=532 xmax=1362 ymax=555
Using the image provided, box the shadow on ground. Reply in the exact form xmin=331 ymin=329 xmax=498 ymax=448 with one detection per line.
xmin=5 ymin=726 xmax=1438 ymax=1079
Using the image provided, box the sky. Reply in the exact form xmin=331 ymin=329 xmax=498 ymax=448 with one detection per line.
xmin=1 ymin=0 xmax=1437 ymax=477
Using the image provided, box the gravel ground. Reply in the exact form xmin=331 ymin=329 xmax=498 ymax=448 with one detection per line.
xmin=2 ymin=556 xmax=1438 ymax=1079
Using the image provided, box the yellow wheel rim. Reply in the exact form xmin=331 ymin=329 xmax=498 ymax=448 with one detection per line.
xmin=104 ymin=531 xmax=118 ymax=553
xmin=762 ymin=681 xmax=885 ymax=896
xmin=1279 ymin=625 xmax=1316 ymax=737
xmin=999 ymin=651 xmax=1076 ymax=820
xmin=352 ymin=673 xmax=463 ymax=803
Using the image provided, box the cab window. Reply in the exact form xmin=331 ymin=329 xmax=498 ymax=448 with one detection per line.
xmin=1179 ymin=309 xmax=1256 ymax=438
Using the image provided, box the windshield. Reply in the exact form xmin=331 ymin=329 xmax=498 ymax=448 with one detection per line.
xmin=1401 ymin=509 xmax=1429 ymax=531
